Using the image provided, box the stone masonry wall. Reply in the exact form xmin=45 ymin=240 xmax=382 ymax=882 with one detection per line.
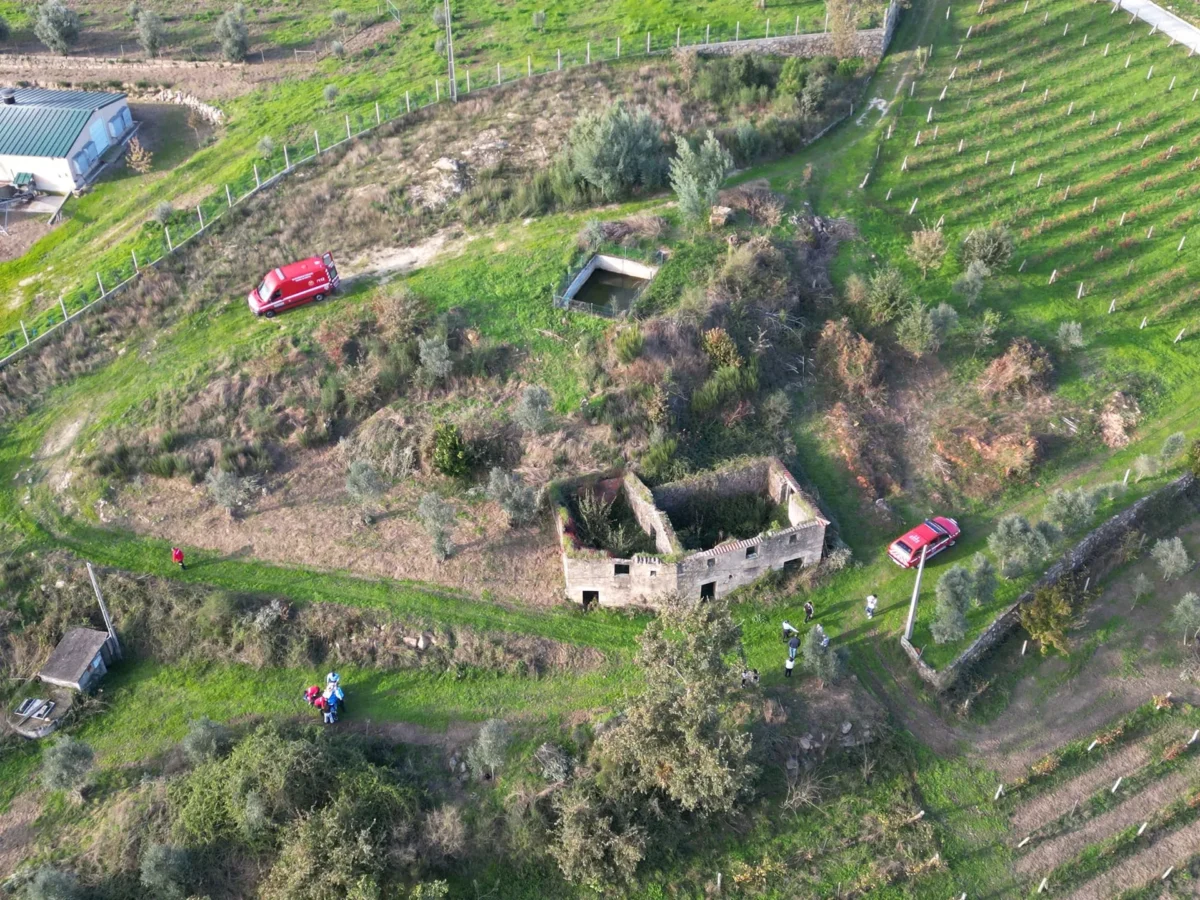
xmin=622 ymin=472 xmax=678 ymax=556
xmin=676 ymin=521 xmax=825 ymax=601
xmin=903 ymin=472 xmax=1200 ymax=692
xmin=697 ymin=0 xmax=900 ymax=60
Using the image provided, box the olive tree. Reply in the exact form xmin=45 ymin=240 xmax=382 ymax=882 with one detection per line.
xmin=669 ymin=130 xmax=733 ymax=223
xmin=987 ymin=514 xmax=1057 ymax=578
xmin=801 ymin=624 xmax=844 ymax=686
xmin=962 ymin=225 xmax=1014 ymax=270
xmin=1151 ymin=537 xmax=1192 ymax=581
xmin=1043 ymin=486 xmax=1098 ymax=535
xmin=34 ymin=0 xmax=80 ymax=54
xmin=907 ymin=228 xmax=947 ymax=278
xmin=204 ymin=467 xmax=257 ymax=516
xmin=136 ymin=10 xmax=166 ymax=57
xmin=467 ymin=719 xmax=510 ymax=779
xmin=345 ymin=459 xmax=386 ymax=519
xmin=953 ymin=259 xmax=990 ymax=307
xmin=13 ymin=868 xmax=81 ymax=900
xmin=182 ymin=716 xmax=231 ymax=765
xmin=418 ymin=492 xmax=455 ymax=560
xmin=515 ymin=384 xmax=553 ymax=433
xmin=41 ymin=736 xmax=93 ymax=800
xmin=970 ymin=553 xmax=997 ymax=606
xmin=566 ymin=102 xmax=667 ymax=200
xmin=1170 ymin=592 xmax=1200 ymax=645
xmin=487 ymin=467 xmax=539 ymax=527
xmin=140 ymin=844 xmax=192 ymax=900
xmin=214 ymin=4 xmax=249 ymax=61
xmin=932 ymin=565 xmax=973 ymax=643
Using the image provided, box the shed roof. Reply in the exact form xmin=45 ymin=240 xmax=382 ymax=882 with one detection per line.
xmin=0 ymin=88 xmax=126 ymax=159
xmin=39 ymin=628 xmax=111 ymax=685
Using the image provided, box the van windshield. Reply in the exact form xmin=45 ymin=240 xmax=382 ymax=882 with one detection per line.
xmin=256 ymin=280 xmax=269 ymax=299
xmin=892 ymin=540 xmax=912 ymax=557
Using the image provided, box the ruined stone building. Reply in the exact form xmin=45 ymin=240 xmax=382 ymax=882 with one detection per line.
xmin=553 ymin=457 xmax=828 ymax=607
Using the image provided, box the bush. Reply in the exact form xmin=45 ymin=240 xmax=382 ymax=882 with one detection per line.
xmin=1161 ymin=432 xmax=1187 ymax=463
xmin=930 ymin=303 xmax=959 ymax=340
xmin=701 ymin=327 xmax=742 ymax=368
xmin=136 ymin=10 xmax=166 ymax=57
xmin=971 ymin=553 xmax=996 ymax=606
xmin=864 ymin=266 xmax=912 ymax=325
xmin=535 ymin=742 xmax=572 ymax=782
xmin=182 ymin=716 xmax=231 ymax=765
xmin=430 ymin=423 xmax=469 ymax=480
xmin=41 ymin=736 xmax=93 ymax=796
xmin=330 ymin=39 xmax=344 ymax=57
xmin=1170 ymin=592 xmax=1200 ymax=644
xmin=932 ymin=565 xmax=973 ymax=643
xmin=566 ymin=102 xmax=668 ymax=201
xmin=257 ymin=135 xmax=275 ymax=159
xmin=778 ymin=57 xmax=809 ymax=96
xmin=1021 ymin=578 xmax=1080 ymax=655
xmin=125 ymin=136 xmax=153 ymax=174
xmin=331 ymin=8 xmax=348 ymax=31
xmin=800 ymin=74 xmax=827 ymax=117
xmin=345 ymin=459 xmax=385 ymax=511
xmin=1151 ymin=537 xmax=1191 ymax=580
xmin=962 ymin=225 xmax=1014 ymax=270
xmin=532 ymin=9 xmax=546 ymax=30
xmin=418 ymin=334 xmax=452 ymax=382
xmin=987 ymin=514 xmax=1055 ymax=577
xmin=1133 ymin=453 xmax=1159 ymax=482
xmin=669 ymin=130 xmax=733 ymax=223
xmin=896 ymin=301 xmax=938 ymax=358
xmin=140 ymin=843 xmax=191 ymax=900
xmin=418 ymin=492 xmax=455 ymax=559
xmin=153 ymin=201 xmax=174 ymax=225
xmin=126 ymin=1 xmax=141 ymax=21
xmin=515 ymin=385 xmax=552 ymax=433
xmin=15 ymin=868 xmax=80 ymax=900
xmin=34 ymin=0 xmax=80 ymax=54
xmin=467 ymin=718 xmax=510 ymax=779
xmin=953 ymin=259 xmax=990 ymax=307
xmin=214 ymin=4 xmax=249 ymax=61
xmin=1043 ymin=486 xmax=1098 ymax=535
xmin=614 ymin=325 xmax=644 ymax=364
xmin=550 ymin=782 xmax=645 ymax=890
xmin=801 ymin=625 xmax=843 ymax=685
xmin=907 ymin=228 xmax=946 ymax=278
xmin=1057 ymin=321 xmax=1085 ymax=352
xmin=487 ymin=468 xmax=539 ymax=527
xmin=323 ymin=83 xmax=339 ymax=105
xmin=1188 ymin=439 xmax=1200 ymax=478
xmin=1131 ymin=572 xmax=1153 ymax=607
xmin=204 ymin=467 xmax=257 ymax=514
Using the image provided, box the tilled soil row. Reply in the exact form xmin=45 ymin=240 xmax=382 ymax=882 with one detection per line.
xmin=1016 ymin=759 xmax=1200 ymax=877
xmin=1062 ymin=814 xmax=1200 ymax=900
xmin=1010 ymin=741 xmax=1154 ymax=835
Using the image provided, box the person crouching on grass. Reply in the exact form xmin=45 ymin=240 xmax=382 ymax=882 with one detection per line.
xmin=171 ymin=547 xmax=185 ymax=570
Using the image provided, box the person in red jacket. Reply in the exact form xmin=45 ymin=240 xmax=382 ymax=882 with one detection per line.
xmin=171 ymin=547 xmax=185 ymax=570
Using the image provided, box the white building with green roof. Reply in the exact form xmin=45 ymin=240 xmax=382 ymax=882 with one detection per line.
xmin=0 ymin=87 xmax=135 ymax=195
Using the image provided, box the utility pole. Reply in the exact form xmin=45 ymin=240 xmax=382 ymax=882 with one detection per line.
xmin=903 ymin=545 xmax=928 ymax=642
xmin=443 ymin=0 xmax=457 ymax=101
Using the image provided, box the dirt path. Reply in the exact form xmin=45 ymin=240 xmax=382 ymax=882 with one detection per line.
xmin=1010 ymin=741 xmax=1155 ymax=835
xmin=1016 ymin=758 xmax=1200 ymax=876
xmin=339 ymin=718 xmax=480 ymax=749
xmin=1062 ymin=814 xmax=1200 ymax=900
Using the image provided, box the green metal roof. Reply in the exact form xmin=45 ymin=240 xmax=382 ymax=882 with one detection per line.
xmin=13 ymin=172 xmax=33 ymax=186
xmin=9 ymin=88 xmax=127 ymax=111
xmin=0 ymin=105 xmax=92 ymax=159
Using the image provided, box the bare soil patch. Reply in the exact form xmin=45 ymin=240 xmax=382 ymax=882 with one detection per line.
xmin=1016 ymin=755 xmax=1200 ymax=876
xmin=0 ymin=210 xmax=56 ymax=264
xmin=0 ymin=793 xmax=41 ymax=880
xmin=1062 ymin=814 xmax=1200 ymax=900
xmin=1010 ymin=740 xmax=1155 ymax=835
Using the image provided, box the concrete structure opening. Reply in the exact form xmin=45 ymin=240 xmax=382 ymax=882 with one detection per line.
xmin=556 ymin=254 xmax=658 ymax=315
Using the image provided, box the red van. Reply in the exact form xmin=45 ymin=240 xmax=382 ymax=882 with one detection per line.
xmin=248 ymin=253 xmax=340 ymax=317
xmin=887 ymin=516 xmax=961 ymax=568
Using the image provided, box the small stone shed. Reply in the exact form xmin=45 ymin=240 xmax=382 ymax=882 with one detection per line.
xmin=38 ymin=627 xmax=117 ymax=693
xmin=553 ymin=457 xmax=828 ymax=607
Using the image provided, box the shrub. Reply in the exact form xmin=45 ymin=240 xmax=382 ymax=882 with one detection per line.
xmin=932 ymin=565 xmax=973 ymax=643
xmin=430 ymin=423 xmax=469 ymax=479
xmin=345 ymin=459 xmax=385 ymax=511
xmin=15 ymin=869 xmax=80 ymax=900
xmin=669 ymin=130 xmax=733 ymax=223
xmin=1133 ymin=453 xmax=1159 ymax=482
xmin=257 ymin=135 xmax=275 ymax=158
xmin=566 ymin=102 xmax=667 ymax=200
xmin=126 ymin=1 xmax=141 ymax=21
xmin=535 ymin=742 xmax=572 ymax=782
xmin=930 ymin=303 xmax=959 ymax=341
xmin=125 ymin=136 xmax=153 ymax=174
xmin=1043 ymin=486 xmax=1097 ymax=535
xmin=204 ymin=467 xmax=257 ymax=514
xmin=532 ymin=9 xmax=546 ymax=30
xmin=153 ymin=201 xmax=174 ymax=225
xmin=418 ymin=492 xmax=455 ymax=559
xmin=614 ymin=325 xmax=644 ymax=364
xmin=34 ymin=0 xmax=80 ymax=54
xmin=1151 ymin=537 xmax=1191 ymax=580
xmin=467 ymin=718 xmax=510 ymax=779
xmin=907 ymin=228 xmax=947 ymax=278
xmin=418 ymin=334 xmax=452 ymax=382
xmin=214 ymin=4 xmax=249 ymax=61
xmin=962 ymin=225 xmax=1014 ymax=270
xmin=323 ymin=83 xmax=339 ymax=106
xmin=182 ymin=716 xmax=231 ymax=765
xmin=1188 ymin=439 xmax=1200 ymax=478
xmin=422 ymin=805 xmax=467 ymax=862
xmin=971 ymin=553 xmax=997 ymax=606
xmin=487 ymin=467 xmax=539 ymax=526
xmin=140 ymin=844 xmax=191 ymax=900
xmin=800 ymin=74 xmax=827 ymax=117
xmin=550 ymin=782 xmax=645 ymax=890
xmin=953 ymin=259 xmax=990 ymax=307
xmin=330 ymin=39 xmax=344 ymax=57
xmin=895 ymin=301 xmax=938 ymax=358
xmin=136 ymin=10 xmax=166 ymax=57
xmin=432 ymin=5 xmax=446 ymax=26
xmin=977 ymin=338 xmax=1053 ymax=397
xmin=987 ymin=514 xmax=1055 ymax=577
xmin=864 ymin=266 xmax=912 ymax=325
xmin=1021 ymin=577 xmax=1082 ymax=655
xmin=1161 ymin=431 xmax=1187 ymax=463
xmin=1130 ymin=572 xmax=1153 ymax=608
xmin=1057 ymin=321 xmax=1085 ymax=352
xmin=701 ymin=327 xmax=741 ymax=368
xmin=1170 ymin=592 xmax=1200 ymax=644
xmin=41 ymin=736 xmax=93 ymax=797
xmin=801 ymin=625 xmax=843 ymax=685
xmin=515 ymin=385 xmax=553 ymax=433
xmin=777 ymin=57 xmax=808 ymax=96
xmin=331 ymin=8 xmax=348 ymax=33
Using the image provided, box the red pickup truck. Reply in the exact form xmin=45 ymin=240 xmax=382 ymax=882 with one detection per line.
xmin=248 ymin=253 xmax=340 ymax=318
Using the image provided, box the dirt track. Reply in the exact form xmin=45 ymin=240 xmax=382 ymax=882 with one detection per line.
xmin=1062 ymin=814 xmax=1200 ymax=900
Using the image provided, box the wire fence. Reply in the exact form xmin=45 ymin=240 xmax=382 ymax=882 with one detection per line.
xmin=0 ymin=1 xmax=900 ymax=370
